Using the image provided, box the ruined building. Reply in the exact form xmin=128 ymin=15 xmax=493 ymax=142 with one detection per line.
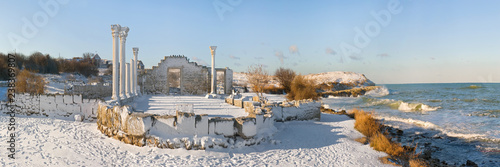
xmin=141 ymin=55 xmax=232 ymax=95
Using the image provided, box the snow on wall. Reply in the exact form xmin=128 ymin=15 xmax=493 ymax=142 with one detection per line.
xmin=12 ymin=93 xmax=99 ymax=119
xmin=97 ymin=103 xmax=275 ymax=149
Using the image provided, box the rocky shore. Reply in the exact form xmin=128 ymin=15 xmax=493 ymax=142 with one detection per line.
xmin=320 ymin=106 xmax=485 ymax=167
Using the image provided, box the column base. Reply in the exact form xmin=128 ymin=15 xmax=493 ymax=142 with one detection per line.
xmin=205 ymin=93 xmax=219 ymax=99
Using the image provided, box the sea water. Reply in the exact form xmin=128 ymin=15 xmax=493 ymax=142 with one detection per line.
xmin=323 ymin=83 xmax=500 ymax=166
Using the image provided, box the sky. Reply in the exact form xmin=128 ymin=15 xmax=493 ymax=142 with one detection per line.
xmin=1 ymin=0 xmax=499 ymax=84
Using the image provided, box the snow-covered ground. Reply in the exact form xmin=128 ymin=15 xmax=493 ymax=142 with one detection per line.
xmin=42 ymin=73 xmax=88 ymax=94
xmin=0 ymin=113 xmax=391 ymax=166
xmin=130 ymin=95 xmax=249 ymax=118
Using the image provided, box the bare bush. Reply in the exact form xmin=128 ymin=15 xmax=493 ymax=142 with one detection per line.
xmin=246 ymin=65 xmax=269 ymax=98
xmin=274 ymin=67 xmax=296 ymax=93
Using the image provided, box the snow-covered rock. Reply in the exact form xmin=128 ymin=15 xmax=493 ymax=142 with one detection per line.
xmin=305 ymin=71 xmax=375 ymax=87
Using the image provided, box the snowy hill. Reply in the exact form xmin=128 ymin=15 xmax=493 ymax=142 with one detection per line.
xmin=233 ymin=71 xmax=375 ymax=88
xmin=305 ymin=71 xmax=375 ymax=87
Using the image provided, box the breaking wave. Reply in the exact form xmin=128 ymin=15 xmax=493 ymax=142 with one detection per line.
xmin=364 ymin=86 xmax=390 ymax=97
xmin=363 ymin=98 xmax=441 ymax=112
xmin=375 ymin=116 xmax=500 ymax=142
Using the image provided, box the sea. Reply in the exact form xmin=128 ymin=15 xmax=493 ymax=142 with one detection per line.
xmin=323 ymin=83 xmax=500 ymax=166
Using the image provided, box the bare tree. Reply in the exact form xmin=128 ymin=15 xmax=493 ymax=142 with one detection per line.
xmin=274 ymin=67 xmax=296 ymax=93
xmin=246 ymin=65 xmax=269 ymax=98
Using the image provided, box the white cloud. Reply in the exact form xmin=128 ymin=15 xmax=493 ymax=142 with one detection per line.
xmin=229 ymin=55 xmax=240 ymax=60
xmin=289 ymin=45 xmax=300 ymax=55
xmin=325 ymin=47 xmax=337 ymax=55
xmin=275 ymin=51 xmax=286 ymax=64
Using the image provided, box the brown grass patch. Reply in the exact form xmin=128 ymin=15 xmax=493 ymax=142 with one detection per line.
xmin=354 ymin=137 xmax=368 ymax=145
xmin=409 ymin=158 xmax=428 ymax=167
xmin=351 ymin=109 xmax=380 ymax=138
xmin=370 ymin=131 xmax=405 ymax=156
xmin=349 ymin=109 xmax=428 ymax=166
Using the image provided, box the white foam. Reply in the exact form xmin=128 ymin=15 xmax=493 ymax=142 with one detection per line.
xmin=375 ymin=115 xmax=498 ymax=142
xmin=365 ymin=86 xmax=389 ymax=97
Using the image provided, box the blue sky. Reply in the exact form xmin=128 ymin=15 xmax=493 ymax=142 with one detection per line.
xmin=1 ymin=0 xmax=499 ymax=84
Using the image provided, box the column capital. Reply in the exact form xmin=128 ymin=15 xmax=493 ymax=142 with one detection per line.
xmin=209 ymin=46 xmax=217 ymax=54
xmin=111 ymin=24 xmax=121 ymax=37
xmin=133 ymin=47 xmax=139 ymax=55
xmin=119 ymin=27 xmax=129 ymax=40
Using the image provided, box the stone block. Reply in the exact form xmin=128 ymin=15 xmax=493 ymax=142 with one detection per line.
xmin=195 ymin=114 xmax=209 ymax=135
xmin=176 ymin=111 xmax=196 ymax=134
xmin=235 ymin=117 xmax=257 ymax=139
xmin=63 ymin=95 xmax=73 ymax=104
xmin=209 ymin=117 xmax=235 ymax=137
xmin=234 ymin=99 xmax=243 ymax=108
xmin=123 ymin=112 xmax=153 ymax=136
xmin=150 ymin=115 xmax=177 ymax=137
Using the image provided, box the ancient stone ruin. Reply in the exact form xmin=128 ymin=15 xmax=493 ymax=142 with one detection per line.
xmin=141 ymin=55 xmax=233 ymax=95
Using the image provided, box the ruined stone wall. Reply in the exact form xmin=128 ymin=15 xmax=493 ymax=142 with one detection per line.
xmin=146 ymin=56 xmax=209 ymax=95
xmin=68 ymin=84 xmax=112 ymax=99
xmin=97 ymin=103 xmax=275 ymax=149
xmin=226 ymin=96 xmax=321 ymax=121
xmin=10 ymin=93 xmax=100 ymax=119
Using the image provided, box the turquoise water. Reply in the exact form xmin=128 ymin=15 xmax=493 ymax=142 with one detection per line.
xmin=323 ymin=83 xmax=500 ymax=166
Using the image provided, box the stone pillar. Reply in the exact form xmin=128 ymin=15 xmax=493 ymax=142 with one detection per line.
xmin=119 ymin=27 xmax=129 ymax=99
xmin=126 ymin=63 xmax=131 ymax=97
xmin=210 ymin=46 xmax=217 ymax=94
xmin=130 ymin=59 xmax=135 ymax=96
xmin=111 ymin=24 xmax=121 ymax=100
xmin=132 ymin=47 xmax=139 ymax=96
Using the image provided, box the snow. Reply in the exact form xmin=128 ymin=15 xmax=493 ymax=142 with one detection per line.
xmin=0 ymin=113 xmax=391 ymax=166
xmin=42 ymin=73 xmax=88 ymax=94
xmin=306 ymin=71 xmax=375 ymax=86
xmin=131 ymin=95 xmax=249 ymax=118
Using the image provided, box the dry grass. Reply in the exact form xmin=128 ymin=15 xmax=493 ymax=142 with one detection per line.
xmin=409 ymin=158 xmax=428 ymax=167
xmin=351 ymin=109 xmax=380 ymax=137
xmin=350 ymin=109 xmax=428 ymax=166
xmin=370 ymin=131 xmax=405 ymax=156
xmin=354 ymin=137 xmax=368 ymax=145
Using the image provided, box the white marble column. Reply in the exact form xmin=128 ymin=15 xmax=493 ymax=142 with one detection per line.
xmin=132 ymin=47 xmax=139 ymax=96
xmin=111 ymin=24 xmax=121 ymax=100
xmin=126 ymin=63 xmax=131 ymax=97
xmin=130 ymin=59 xmax=135 ymax=96
xmin=119 ymin=27 xmax=129 ymax=99
xmin=210 ymin=46 xmax=217 ymax=94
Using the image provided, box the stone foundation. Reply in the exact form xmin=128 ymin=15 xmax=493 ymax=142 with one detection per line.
xmin=97 ymin=102 xmax=275 ymax=149
xmin=226 ymin=96 xmax=321 ymax=122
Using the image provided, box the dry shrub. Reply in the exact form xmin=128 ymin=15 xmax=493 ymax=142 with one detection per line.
xmin=16 ymin=69 xmax=46 ymax=94
xmin=286 ymin=75 xmax=318 ymax=101
xmin=263 ymin=85 xmax=285 ymax=94
xmin=351 ymin=109 xmax=380 ymax=137
xmin=370 ymin=131 xmax=405 ymax=156
xmin=409 ymin=158 xmax=428 ymax=167
xmin=274 ymin=67 xmax=296 ymax=93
